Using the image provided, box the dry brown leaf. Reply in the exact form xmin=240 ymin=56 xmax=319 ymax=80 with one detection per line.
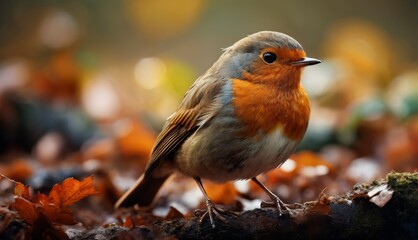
xmin=122 ymin=216 xmax=135 ymax=228
xmin=43 ymin=205 xmax=77 ymax=225
xmin=9 ymin=176 xmax=98 ymax=226
xmin=14 ymin=182 xmax=31 ymax=199
xmin=306 ymin=190 xmax=332 ymax=215
xmin=164 ymin=206 xmax=184 ymax=221
xmin=12 ymin=198 xmax=38 ymax=225
xmin=49 ymin=176 xmax=98 ymax=207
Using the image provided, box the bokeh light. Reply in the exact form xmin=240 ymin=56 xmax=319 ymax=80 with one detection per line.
xmin=125 ymin=0 xmax=205 ymax=40
xmin=0 ymin=60 xmax=29 ymax=92
xmin=387 ymin=69 xmax=418 ymax=118
xmin=134 ymin=57 xmax=166 ymax=90
xmin=39 ymin=10 xmax=79 ymax=49
xmin=82 ymin=73 xmax=121 ymax=120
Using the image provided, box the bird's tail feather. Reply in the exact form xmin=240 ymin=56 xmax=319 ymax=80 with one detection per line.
xmin=114 ymin=173 xmax=169 ymax=208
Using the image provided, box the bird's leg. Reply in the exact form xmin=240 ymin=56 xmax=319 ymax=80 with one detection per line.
xmin=251 ymin=177 xmax=290 ymax=215
xmin=193 ymin=177 xmax=236 ymax=228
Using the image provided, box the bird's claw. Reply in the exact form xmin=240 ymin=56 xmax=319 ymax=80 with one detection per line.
xmin=194 ymin=199 xmax=237 ymax=228
xmin=260 ymin=198 xmax=291 ymax=215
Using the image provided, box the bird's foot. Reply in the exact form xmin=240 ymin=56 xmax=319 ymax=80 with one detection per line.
xmin=260 ymin=197 xmax=291 ymax=215
xmin=194 ymin=199 xmax=237 ymax=228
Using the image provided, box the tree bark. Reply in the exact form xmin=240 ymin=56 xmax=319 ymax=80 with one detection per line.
xmin=66 ymin=172 xmax=418 ymax=239
xmin=152 ymin=172 xmax=418 ymax=240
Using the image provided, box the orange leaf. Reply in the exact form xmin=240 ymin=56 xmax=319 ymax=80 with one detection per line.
xmin=12 ymin=197 xmax=38 ymax=225
xmin=122 ymin=216 xmax=135 ymax=228
xmin=33 ymin=193 xmax=77 ymax=225
xmin=33 ymin=192 xmax=52 ymax=205
xmin=42 ymin=205 xmax=77 ymax=225
xmin=0 ymin=160 xmax=33 ymax=182
xmin=49 ymin=176 xmax=98 ymax=207
xmin=115 ymin=118 xmax=156 ymax=159
xmin=204 ymin=182 xmax=238 ymax=205
xmin=306 ymin=191 xmax=332 ymax=215
xmin=14 ymin=182 xmax=31 ymax=199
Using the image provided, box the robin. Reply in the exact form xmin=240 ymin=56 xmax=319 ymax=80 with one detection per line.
xmin=115 ymin=31 xmax=321 ymax=227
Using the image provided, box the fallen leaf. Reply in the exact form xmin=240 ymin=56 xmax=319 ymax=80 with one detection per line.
xmin=130 ymin=215 xmax=147 ymax=227
xmin=0 ymin=160 xmax=33 ymax=182
xmin=164 ymin=206 xmax=184 ymax=221
xmin=367 ymin=184 xmax=389 ymax=198
xmin=33 ymin=192 xmax=51 ymax=205
xmin=14 ymin=182 xmax=31 ymax=199
xmin=204 ymin=182 xmax=238 ymax=205
xmin=28 ymin=190 xmax=78 ymax=225
xmin=9 ymin=176 xmax=98 ymax=227
xmin=49 ymin=176 xmax=98 ymax=207
xmin=12 ymin=197 xmax=38 ymax=225
xmin=306 ymin=190 xmax=331 ymax=215
xmin=42 ymin=205 xmax=77 ymax=225
xmin=122 ymin=216 xmax=135 ymax=228
xmin=115 ymin=118 xmax=156 ymax=159
xmin=370 ymin=188 xmax=394 ymax=207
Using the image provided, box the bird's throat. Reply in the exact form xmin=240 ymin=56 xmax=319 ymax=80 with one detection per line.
xmin=231 ymin=79 xmax=310 ymax=141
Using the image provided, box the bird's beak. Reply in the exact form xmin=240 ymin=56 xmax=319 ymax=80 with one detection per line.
xmin=290 ymin=57 xmax=321 ymax=67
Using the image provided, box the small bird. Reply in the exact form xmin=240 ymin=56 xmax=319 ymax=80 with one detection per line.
xmin=115 ymin=31 xmax=321 ymax=227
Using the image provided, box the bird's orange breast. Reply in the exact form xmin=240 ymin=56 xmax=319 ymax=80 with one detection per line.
xmin=231 ymin=79 xmax=310 ymax=141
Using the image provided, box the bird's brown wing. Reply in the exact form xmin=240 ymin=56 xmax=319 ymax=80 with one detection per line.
xmin=144 ymin=76 xmax=226 ymax=176
xmin=144 ymin=109 xmax=198 ymax=175
xmin=115 ymin=103 xmax=211 ymax=208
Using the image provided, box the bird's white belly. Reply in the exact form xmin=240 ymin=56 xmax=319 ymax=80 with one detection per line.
xmin=176 ymin=126 xmax=298 ymax=182
xmin=237 ymin=128 xmax=298 ymax=179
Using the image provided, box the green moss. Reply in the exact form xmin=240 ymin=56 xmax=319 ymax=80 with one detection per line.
xmin=387 ymin=171 xmax=418 ymax=191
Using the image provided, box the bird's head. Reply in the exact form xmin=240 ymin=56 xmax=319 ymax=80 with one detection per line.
xmin=214 ymin=31 xmax=321 ymax=89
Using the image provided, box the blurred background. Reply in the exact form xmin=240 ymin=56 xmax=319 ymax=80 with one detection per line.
xmin=0 ymin=0 xmax=417 ymax=217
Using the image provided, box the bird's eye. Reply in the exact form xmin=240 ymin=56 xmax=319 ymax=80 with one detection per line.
xmin=262 ymin=52 xmax=277 ymax=64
